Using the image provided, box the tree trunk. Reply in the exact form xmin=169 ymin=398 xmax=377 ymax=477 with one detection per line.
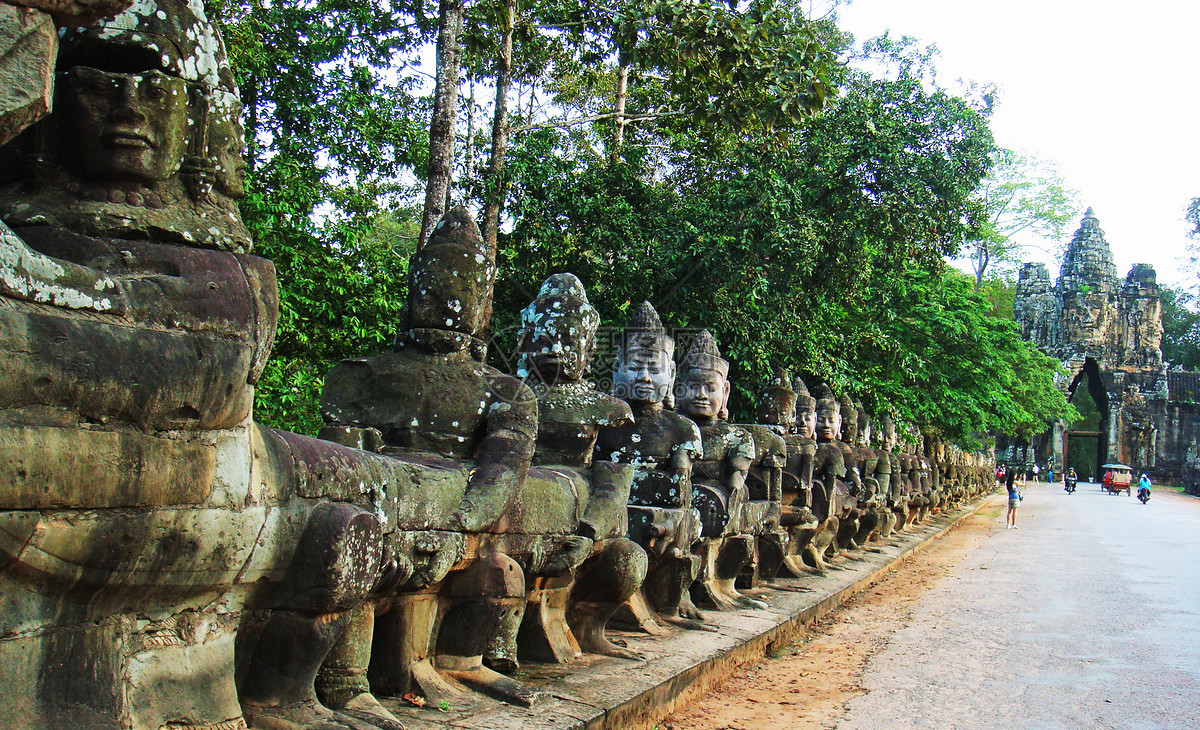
xmin=972 ymin=240 xmax=989 ymax=291
xmin=462 ymin=79 xmax=476 ymax=204
xmin=482 ymin=0 xmax=515 ymax=258
xmin=244 ymin=76 xmax=259 ymax=171
xmin=419 ymin=0 xmax=464 ymax=249
xmin=612 ymin=65 xmax=629 ymax=161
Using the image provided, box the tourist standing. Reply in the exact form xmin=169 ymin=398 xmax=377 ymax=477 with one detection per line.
xmin=1006 ymin=470 xmax=1023 ymax=529
xmin=1032 ymin=463 xmax=1041 ymax=482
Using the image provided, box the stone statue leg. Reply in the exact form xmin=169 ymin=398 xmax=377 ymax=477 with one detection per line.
xmin=835 ymin=511 xmax=861 ymax=552
xmin=878 ymin=508 xmax=898 ymax=538
xmin=239 ymin=503 xmax=383 ymax=730
xmin=778 ymin=523 xmax=819 ymax=577
xmin=752 ymin=529 xmax=790 ymax=583
xmin=435 ymin=551 xmax=544 ymax=707
xmin=805 ymin=517 xmax=836 ymax=571
xmin=692 ymin=536 xmax=763 ymax=611
xmin=510 ymin=535 xmax=593 ymax=666
xmin=854 ymin=508 xmax=880 ymax=545
xmin=566 ymin=538 xmax=648 ymax=660
xmin=713 ymin=535 xmax=766 ymax=608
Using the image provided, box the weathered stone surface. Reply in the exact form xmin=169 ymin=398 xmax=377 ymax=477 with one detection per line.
xmin=0 ymin=425 xmax=216 ymax=509
xmin=0 ymin=5 xmax=54 ymax=146
xmin=0 ymin=2 xmax=390 ymax=727
xmin=7 ymin=0 xmax=134 ymax=27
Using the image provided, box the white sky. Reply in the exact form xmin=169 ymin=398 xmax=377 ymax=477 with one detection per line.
xmin=834 ymin=0 xmax=1200 ymax=289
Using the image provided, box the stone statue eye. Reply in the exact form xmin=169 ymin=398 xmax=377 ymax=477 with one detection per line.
xmin=143 ymin=81 xmax=168 ymax=100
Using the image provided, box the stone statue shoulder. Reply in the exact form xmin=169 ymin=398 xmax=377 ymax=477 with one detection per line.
xmin=736 ymin=423 xmax=788 ymax=467
xmin=781 ymin=433 xmax=817 ymax=457
xmin=815 ymin=441 xmax=847 ymax=477
xmin=595 ymin=407 xmax=702 ymax=464
xmin=532 ymin=381 xmax=633 ymax=429
xmin=696 ymin=420 xmax=755 ymax=462
xmin=322 ymin=342 xmax=537 ymax=458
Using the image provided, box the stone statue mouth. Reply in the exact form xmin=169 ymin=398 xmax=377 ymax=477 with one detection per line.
xmin=105 ymin=132 xmax=155 ymax=148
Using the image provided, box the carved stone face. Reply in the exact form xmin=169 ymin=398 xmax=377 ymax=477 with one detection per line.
xmin=519 ymin=306 xmax=593 ymax=383
xmin=756 ymin=392 xmax=796 ymax=430
xmin=210 ymin=99 xmax=247 ymax=198
xmin=841 ymin=411 xmax=858 ymax=444
xmin=614 ymin=345 xmax=675 ymax=405
xmin=816 ymin=404 xmax=841 ymax=442
xmin=61 ymin=67 xmax=188 ymax=184
xmin=679 ymin=368 xmax=729 ymax=420
xmin=796 ymin=405 xmax=817 ymax=439
xmin=407 ymin=258 xmax=489 ymax=336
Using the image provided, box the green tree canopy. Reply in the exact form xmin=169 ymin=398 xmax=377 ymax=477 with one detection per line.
xmin=963 ymin=148 xmax=1079 ymax=290
xmin=1161 ymin=286 xmax=1200 ymax=371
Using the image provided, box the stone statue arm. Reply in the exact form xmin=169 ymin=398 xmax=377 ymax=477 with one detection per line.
xmin=0 ymin=223 xmax=128 ymax=314
xmin=449 ymin=376 xmax=538 ymax=532
xmin=726 ymin=430 xmax=754 ymax=499
xmin=666 ymin=418 xmax=703 ymax=501
xmin=579 ymin=459 xmax=635 ymax=540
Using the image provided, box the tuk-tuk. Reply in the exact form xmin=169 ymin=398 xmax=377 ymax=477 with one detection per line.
xmin=1102 ymin=464 xmax=1133 ymax=495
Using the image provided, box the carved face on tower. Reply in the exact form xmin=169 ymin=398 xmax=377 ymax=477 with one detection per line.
xmin=755 ymin=369 xmax=796 ymax=430
xmin=60 ymin=67 xmax=189 ymax=184
xmin=794 ymin=377 xmax=817 ymax=439
xmin=815 ymin=385 xmax=842 ymax=443
xmin=517 ymin=273 xmax=599 ymax=383
xmin=678 ymin=330 xmax=730 ymax=421
xmin=613 ymin=302 xmax=675 ymax=406
xmin=406 ymin=209 xmax=496 ymax=339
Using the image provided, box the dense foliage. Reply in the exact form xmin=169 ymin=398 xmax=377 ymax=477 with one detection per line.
xmin=207 ymin=0 xmax=1072 ymax=446
xmin=1161 ymin=287 xmax=1200 ymax=371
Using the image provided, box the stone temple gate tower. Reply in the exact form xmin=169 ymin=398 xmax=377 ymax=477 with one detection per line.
xmin=1008 ymin=208 xmax=1198 ymax=484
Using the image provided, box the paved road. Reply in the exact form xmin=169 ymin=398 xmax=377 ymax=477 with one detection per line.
xmin=839 ymin=481 xmax=1200 ymax=730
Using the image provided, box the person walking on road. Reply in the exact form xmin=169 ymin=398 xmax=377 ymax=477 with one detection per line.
xmin=1006 ymin=470 xmax=1022 ymax=529
xmin=1032 ymin=463 xmax=1041 ymax=482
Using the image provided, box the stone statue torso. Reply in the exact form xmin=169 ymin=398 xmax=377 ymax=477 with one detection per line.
xmin=530 ymin=381 xmax=633 ymax=467
xmin=322 ymin=332 xmax=535 ymax=460
xmin=594 ymin=403 xmax=702 ymax=508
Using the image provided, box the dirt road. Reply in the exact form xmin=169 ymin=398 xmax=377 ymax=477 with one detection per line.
xmin=668 ymin=482 xmax=1200 ymax=729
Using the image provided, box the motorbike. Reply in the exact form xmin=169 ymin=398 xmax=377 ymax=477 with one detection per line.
xmin=1138 ymin=486 xmax=1151 ymax=504
xmin=1064 ymin=476 xmax=1077 ymax=494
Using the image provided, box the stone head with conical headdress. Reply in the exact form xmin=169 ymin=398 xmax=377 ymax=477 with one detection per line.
xmin=815 ymin=383 xmax=842 ymax=443
xmin=517 ymin=272 xmax=600 ymax=384
xmin=678 ymin=329 xmax=731 ymax=420
xmin=877 ymin=413 xmax=897 ymax=451
xmin=404 ymin=207 xmax=496 ymax=355
xmin=756 ymin=368 xmax=796 ymax=429
xmin=793 ymin=375 xmax=817 ymax=438
xmin=838 ymin=394 xmax=858 ymax=443
xmin=613 ymin=301 xmax=675 ymax=406
xmin=856 ymin=404 xmax=871 ymax=447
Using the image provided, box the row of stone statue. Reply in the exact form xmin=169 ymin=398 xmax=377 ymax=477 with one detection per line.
xmin=0 ymin=1 xmax=995 ymax=728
